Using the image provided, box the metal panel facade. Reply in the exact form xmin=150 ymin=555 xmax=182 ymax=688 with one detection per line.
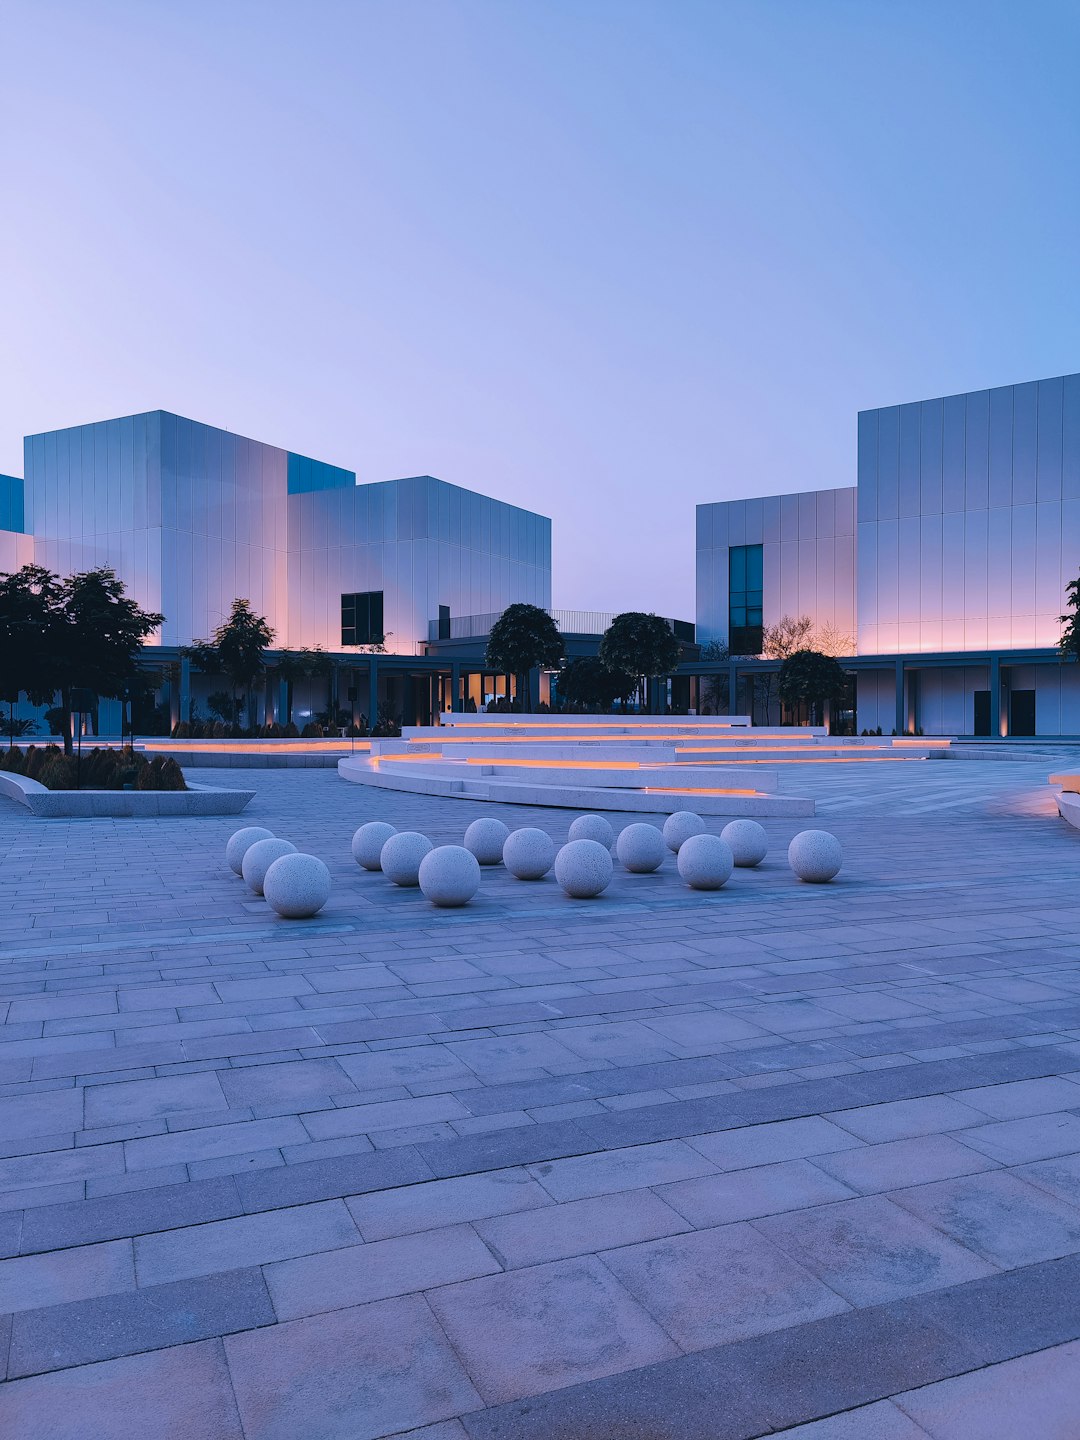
xmin=20 ymin=412 xmax=552 ymax=654
xmin=696 ymin=488 xmax=857 ymax=649
xmin=857 ymin=373 xmax=1080 ymax=653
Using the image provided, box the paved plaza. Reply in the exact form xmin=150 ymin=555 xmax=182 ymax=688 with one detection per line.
xmin=2 ymin=754 xmax=1080 ymax=1437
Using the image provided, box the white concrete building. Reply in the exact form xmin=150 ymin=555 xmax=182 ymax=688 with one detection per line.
xmin=696 ymin=371 xmax=1080 ymax=736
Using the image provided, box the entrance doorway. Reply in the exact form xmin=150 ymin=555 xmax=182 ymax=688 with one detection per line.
xmin=973 ymin=691 xmax=991 ymax=736
xmin=1009 ymin=689 xmax=1036 ymax=737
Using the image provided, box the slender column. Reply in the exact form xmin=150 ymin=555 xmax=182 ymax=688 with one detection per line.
xmin=367 ymin=656 xmax=379 ymax=727
xmin=727 ymin=660 xmax=738 ymax=717
xmin=894 ymin=659 xmax=906 ymax=735
xmin=990 ymin=655 xmax=1008 ymax=737
xmin=451 ymin=662 xmax=462 ymax=712
xmin=179 ymin=656 xmax=191 ymax=723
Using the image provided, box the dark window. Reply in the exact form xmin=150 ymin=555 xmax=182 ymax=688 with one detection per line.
xmin=672 ymin=619 xmax=695 ymax=643
xmin=438 ymin=604 xmax=451 ymax=641
xmin=341 ymin=591 xmax=384 ymax=647
xmin=729 ymin=544 xmax=763 ymax=654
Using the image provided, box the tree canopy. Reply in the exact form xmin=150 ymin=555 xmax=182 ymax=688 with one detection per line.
xmin=1060 ymin=575 xmax=1080 ymax=660
xmin=185 ymin=598 xmax=275 ymax=729
xmin=0 ymin=565 xmax=64 ymax=718
xmin=557 ymin=655 xmax=636 ymax=711
xmin=0 ymin=564 xmax=163 ymax=753
xmin=598 ymin=612 xmax=681 ymax=712
xmin=763 ymin=614 xmax=855 ymax=660
xmin=778 ymin=648 xmax=849 ymax=726
xmin=485 ymin=604 xmax=563 ymax=712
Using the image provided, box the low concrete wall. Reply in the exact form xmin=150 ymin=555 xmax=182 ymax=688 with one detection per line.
xmin=1056 ymin=791 xmax=1080 ymax=830
xmin=0 ymin=772 xmax=254 ymax=817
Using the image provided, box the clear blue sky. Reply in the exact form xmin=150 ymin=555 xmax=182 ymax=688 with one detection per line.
xmin=2 ymin=0 xmax=1078 ymax=616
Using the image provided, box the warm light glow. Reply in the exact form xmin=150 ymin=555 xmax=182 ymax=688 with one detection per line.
xmin=644 ymin=787 xmax=762 ymax=796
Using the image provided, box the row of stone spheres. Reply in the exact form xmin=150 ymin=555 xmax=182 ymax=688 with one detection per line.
xmin=225 ymin=812 xmax=842 ymax=917
xmin=348 ymin=811 xmax=843 ymax=908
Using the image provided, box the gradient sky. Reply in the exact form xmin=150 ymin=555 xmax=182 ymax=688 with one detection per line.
xmin=2 ymin=0 xmax=1079 ymax=616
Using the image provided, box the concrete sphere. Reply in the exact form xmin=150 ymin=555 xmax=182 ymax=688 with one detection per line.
xmin=263 ymin=852 xmax=331 ymax=918
xmin=567 ymin=814 xmax=614 ymax=849
xmin=677 ymin=833 xmax=734 ymax=890
xmin=721 ymin=819 xmax=769 ymax=868
xmin=662 ymin=811 xmax=706 ymax=853
xmin=464 ymin=817 xmax=511 ymax=865
xmin=418 ymin=845 xmax=481 ymax=907
xmin=555 ymin=838 xmax=613 ymax=898
xmin=788 ymin=829 xmax=843 ymax=883
xmin=242 ymin=837 xmax=298 ymax=895
xmin=380 ymin=831 xmax=434 ymax=887
xmin=226 ymin=826 xmax=275 ymax=876
xmin=503 ymin=827 xmax=555 ymax=880
xmin=616 ymin=823 xmax=667 ymax=873
xmin=351 ymin=821 xmax=397 ymax=871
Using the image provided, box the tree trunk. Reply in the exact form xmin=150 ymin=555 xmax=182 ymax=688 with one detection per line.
xmin=60 ymin=685 xmax=73 ymax=756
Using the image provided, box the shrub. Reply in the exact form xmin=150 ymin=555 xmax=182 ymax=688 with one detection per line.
xmin=137 ymin=755 xmax=186 ymax=791
xmin=0 ymin=717 xmax=36 ymax=739
xmin=371 ymin=702 xmax=401 ymax=738
xmin=301 ymin=721 xmax=324 ymax=738
xmin=1 ymin=747 xmax=26 ymax=774
xmin=24 ymin=746 xmax=62 ymax=780
xmin=283 ymin=721 xmax=300 ymax=738
xmin=212 ymin=721 xmax=228 ymax=739
xmin=37 ymin=754 xmax=79 ymax=790
xmin=171 ymin=721 xmax=192 ymax=739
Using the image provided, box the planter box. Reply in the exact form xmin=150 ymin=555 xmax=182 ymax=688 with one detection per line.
xmin=0 ymin=772 xmax=254 ymax=817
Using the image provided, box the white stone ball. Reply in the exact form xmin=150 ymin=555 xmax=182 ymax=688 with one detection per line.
xmin=503 ymin=827 xmax=555 ymax=880
xmin=555 ymin=838 xmax=613 ymax=898
xmin=352 ymin=821 xmax=397 ymax=870
xmin=464 ymin=817 xmax=510 ymax=865
xmin=721 ymin=819 xmax=769 ymax=867
xmin=677 ymin=833 xmax=734 ymax=890
xmin=788 ymin=829 xmax=842 ymax=883
xmin=263 ymin=852 xmax=332 ymax=918
xmin=242 ymin=837 xmax=298 ymax=895
xmin=616 ymin=823 xmax=667 ymax=873
xmin=567 ymin=814 xmax=614 ymax=849
xmin=418 ymin=845 xmax=481 ymax=907
xmin=226 ymin=826 xmax=275 ymax=876
xmin=380 ymin=831 xmax=434 ymax=887
xmin=662 ymin=811 xmax=706 ymax=853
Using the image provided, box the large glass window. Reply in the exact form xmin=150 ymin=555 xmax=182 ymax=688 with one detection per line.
xmin=341 ymin=591 xmax=384 ymax=647
xmin=729 ymin=544 xmax=763 ymax=654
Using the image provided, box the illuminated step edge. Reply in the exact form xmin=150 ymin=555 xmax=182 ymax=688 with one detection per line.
xmin=337 ymin=755 xmax=813 ymax=817
xmin=364 ymin=757 xmax=778 ymax=792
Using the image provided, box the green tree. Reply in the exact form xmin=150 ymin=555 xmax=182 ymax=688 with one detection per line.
xmin=186 ymin=599 xmax=274 ymax=731
xmin=0 ymin=564 xmax=64 ymax=735
xmin=37 ymin=569 xmax=164 ymax=755
xmin=696 ymin=638 xmax=730 ymax=716
xmin=778 ymin=649 xmax=848 ymax=728
xmin=273 ymin=647 xmax=330 ymax=725
xmin=485 ymin=604 xmax=564 ymax=713
xmin=557 ymin=655 xmax=635 ymax=712
xmin=1060 ymin=575 xmax=1080 ymax=661
xmin=598 ymin=612 xmax=681 ymax=713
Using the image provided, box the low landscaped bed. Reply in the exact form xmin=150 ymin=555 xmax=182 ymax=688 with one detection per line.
xmin=1 ymin=744 xmax=186 ymax=791
xmin=0 ymin=745 xmax=254 ymax=817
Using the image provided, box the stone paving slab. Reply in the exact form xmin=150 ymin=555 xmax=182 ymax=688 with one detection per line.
xmin=4 ymin=756 xmax=1080 ymax=1434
